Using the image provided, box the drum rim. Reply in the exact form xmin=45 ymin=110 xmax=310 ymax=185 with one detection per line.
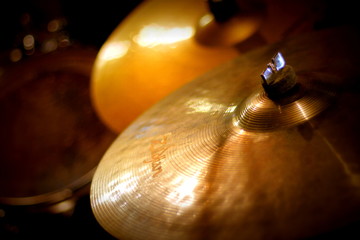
xmin=0 ymin=168 xmax=96 ymax=206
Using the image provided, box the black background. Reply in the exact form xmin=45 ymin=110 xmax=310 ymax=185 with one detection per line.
xmin=0 ymin=0 xmax=143 ymax=51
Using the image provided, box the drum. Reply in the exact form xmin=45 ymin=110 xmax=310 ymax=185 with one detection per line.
xmin=0 ymin=47 xmax=117 ymax=238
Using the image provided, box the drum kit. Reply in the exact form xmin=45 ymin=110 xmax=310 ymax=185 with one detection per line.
xmin=1 ymin=0 xmax=360 ymax=239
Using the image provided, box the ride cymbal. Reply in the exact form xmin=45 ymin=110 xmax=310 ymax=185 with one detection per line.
xmin=90 ymin=27 xmax=360 ymax=240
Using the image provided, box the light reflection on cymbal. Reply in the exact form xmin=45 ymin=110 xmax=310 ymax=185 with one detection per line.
xmin=98 ymin=41 xmax=131 ymax=62
xmin=91 ymin=28 xmax=360 ymax=240
xmin=198 ymin=14 xmax=213 ymax=28
xmin=166 ymin=174 xmax=199 ymax=208
xmin=133 ymin=24 xmax=195 ymax=48
xmin=186 ymin=98 xmax=225 ymax=114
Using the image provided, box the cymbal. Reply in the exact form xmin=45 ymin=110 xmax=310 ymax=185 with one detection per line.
xmin=90 ymin=27 xmax=360 ymax=239
xmin=90 ymin=0 xmax=239 ymax=133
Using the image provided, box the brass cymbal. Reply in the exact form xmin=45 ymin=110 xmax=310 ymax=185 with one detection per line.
xmin=90 ymin=0 xmax=239 ymax=133
xmin=90 ymin=28 xmax=360 ymax=240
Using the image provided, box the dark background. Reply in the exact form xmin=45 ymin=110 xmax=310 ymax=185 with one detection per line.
xmin=0 ymin=0 xmax=143 ymax=51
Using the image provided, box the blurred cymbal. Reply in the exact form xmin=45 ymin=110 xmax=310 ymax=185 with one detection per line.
xmin=90 ymin=0 xmax=240 ymax=133
xmin=90 ymin=27 xmax=360 ymax=239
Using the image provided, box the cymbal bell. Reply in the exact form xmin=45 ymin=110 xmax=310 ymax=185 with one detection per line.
xmin=90 ymin=27 xmax=360 ymax=240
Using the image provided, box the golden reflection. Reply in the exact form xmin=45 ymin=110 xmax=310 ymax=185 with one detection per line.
xmin=199 ymin=14 xmax=213 ymax=28
xmin=225 ymin=105 xmax=237 ymax=114
xmin=238 ymin=129 xmax=246 ymax=135
xmin=166 ymin=175 xmax=199 ymax=207
xmin=296 ymin=102 xmax=309 ymax=120
xmin=133 ymin=24 xmax=194 ymax=47
xmin=48 ymin=199 xmax=75 ymax=214
xmin=99 ymin=41 xmax=131 ymax=61
xmin=23 ymin=34 xmax=35 ymax=50
xmin=186 ymin=98 xmax=224 ymax=113
xmin=101 ymin=172 xmax=138 ymax=203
